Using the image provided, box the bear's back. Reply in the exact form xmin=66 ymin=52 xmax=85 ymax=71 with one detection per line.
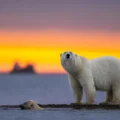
xmin=89 ymin=56 xmax=120 ymax=67
xmin=88 ymin=56 xmax=120 ymax=91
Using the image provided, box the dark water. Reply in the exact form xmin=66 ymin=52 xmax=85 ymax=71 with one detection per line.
xmin=0 ymin=74 xmax=119 ymax=120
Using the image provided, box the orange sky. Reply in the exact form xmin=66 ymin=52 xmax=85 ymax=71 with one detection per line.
xmin=0 ymin=29 xmax=120 ymax=73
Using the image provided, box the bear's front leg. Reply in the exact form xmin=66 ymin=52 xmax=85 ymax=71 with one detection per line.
xmin=79 ymin=71 xmax=96 ymax=104
xmin=68 ymin=75 xmax=83 ymax=104
xmin=83 ymin=84 xmax=96 ymax=104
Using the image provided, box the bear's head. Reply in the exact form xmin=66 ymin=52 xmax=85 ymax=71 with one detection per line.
xmin=60 ymin=51 xmax=77 ymax=61
xmin=19 ymin=100 xmax=44 ymax=110
xmin=60 ymin=51 xmax=79 ymax=73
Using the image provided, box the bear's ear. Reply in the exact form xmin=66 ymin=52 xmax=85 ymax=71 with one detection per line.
xmin=69 ymin=51 xmax=72 ymax=54
xmin=60 ymin=53 xmax=62 ymax=57
xmin=75 ymin=54 xmax=77 ymax=57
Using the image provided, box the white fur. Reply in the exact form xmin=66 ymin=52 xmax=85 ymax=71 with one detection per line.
xmin=20 ymin=100 xmax=44 ymax=110
xmin=60 ymin=51 xmax=120 ymax=104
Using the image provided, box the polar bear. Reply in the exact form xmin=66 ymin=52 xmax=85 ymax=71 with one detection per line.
xmin=19 ymin=100 xmax=44 ymax=110
xmin=60 ymin=51 xmax=120 ymax=104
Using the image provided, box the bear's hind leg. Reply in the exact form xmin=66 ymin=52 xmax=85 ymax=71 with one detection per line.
xmin=68 ymin=75 xmax=83 ymax=104
xmin=100 ymin=90 xmax=113 ymax=105
xmin=112 ymin=88 xmax=120 ymax=104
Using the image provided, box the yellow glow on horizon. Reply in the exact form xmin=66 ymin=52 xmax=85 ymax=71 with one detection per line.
xmin=0 ymin=29 xmax=120 ymax=73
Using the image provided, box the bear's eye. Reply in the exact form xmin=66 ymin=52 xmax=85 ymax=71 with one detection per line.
xmin=60 ymin=53 xmax=62 ymax=57
xmin=64 ymin=52 xmax=67 ymax=54
xmin=31 ymin=104 xmax=34 ymax=108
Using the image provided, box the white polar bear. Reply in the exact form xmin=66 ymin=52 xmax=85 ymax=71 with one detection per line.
xmin=19 ymin=100 xmax=44 ymax=110
xmin=60 ymin=51 xmax=120 ymax=104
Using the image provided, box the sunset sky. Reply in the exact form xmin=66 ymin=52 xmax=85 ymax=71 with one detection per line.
xmin=0 ymin=0 xmax=120 ymax=73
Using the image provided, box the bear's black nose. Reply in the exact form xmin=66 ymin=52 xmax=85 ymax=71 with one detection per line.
xmin=66 ymin=53 xmax=70 ymax=59
xmin=19 ymin=104 xmax=25 ymax=109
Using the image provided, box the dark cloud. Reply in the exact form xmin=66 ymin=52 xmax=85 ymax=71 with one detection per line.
xmin=0 ymin=0 xmax=120 ymax=31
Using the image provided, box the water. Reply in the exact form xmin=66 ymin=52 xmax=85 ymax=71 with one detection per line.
xmin=0 ymin=74 xmax=119 ymax=120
